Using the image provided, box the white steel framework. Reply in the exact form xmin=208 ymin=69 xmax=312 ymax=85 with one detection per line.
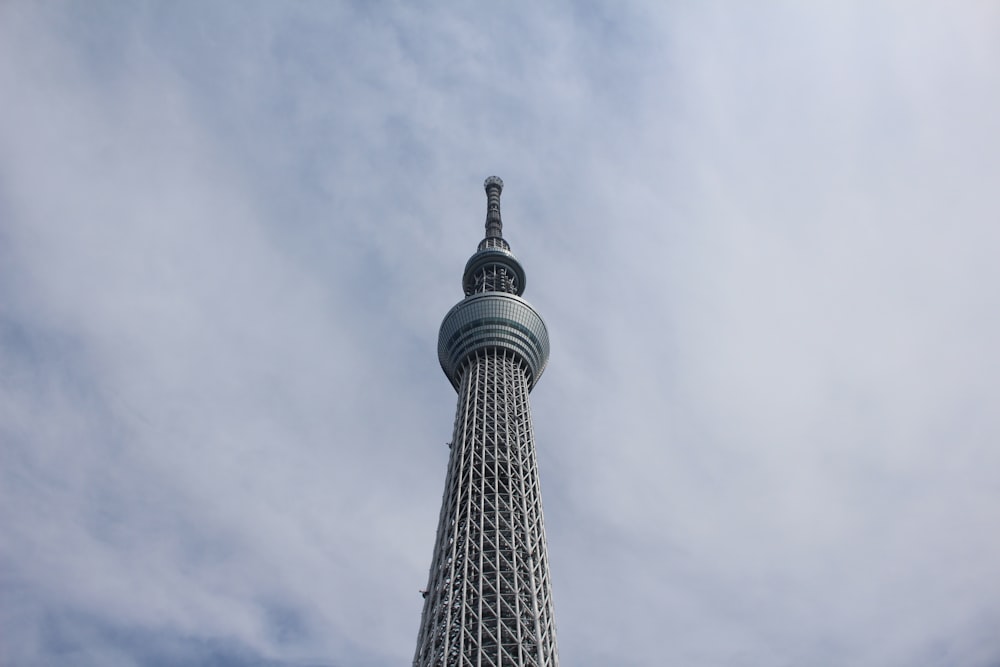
xmin=414 ymin=177 xmax=558 ymax=666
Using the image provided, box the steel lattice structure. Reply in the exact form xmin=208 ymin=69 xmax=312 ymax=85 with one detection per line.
xmin=413 ymin=177 xmax=559 ymax=666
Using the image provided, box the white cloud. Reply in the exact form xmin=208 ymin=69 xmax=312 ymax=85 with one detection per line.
xmin=2 ymin=1 xmax=999 ymax=666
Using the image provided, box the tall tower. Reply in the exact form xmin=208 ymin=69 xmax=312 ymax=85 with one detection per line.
xmin=413 ymin=177 xmax=559 ymax=666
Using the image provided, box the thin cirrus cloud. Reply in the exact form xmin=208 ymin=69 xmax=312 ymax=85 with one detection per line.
xmin=1 ymin=2 xmax=999 ymax=666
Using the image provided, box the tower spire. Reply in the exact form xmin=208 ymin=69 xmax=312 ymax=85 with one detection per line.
xmin=465 ymin=176 xmax=524 ymax=297
xmin=484 ymin=175 xmax=504 ymax=239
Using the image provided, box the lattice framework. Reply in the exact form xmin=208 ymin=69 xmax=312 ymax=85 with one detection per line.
xmin=413 ymin=349 xmax=558 ymax=666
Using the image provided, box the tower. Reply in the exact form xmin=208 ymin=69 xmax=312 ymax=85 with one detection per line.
xmin=413 ymin=177 xmax=559 ymax=666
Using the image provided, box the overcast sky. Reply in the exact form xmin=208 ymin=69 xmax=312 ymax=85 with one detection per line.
xmin=2 ymin=2 xmax=1000 ymax=666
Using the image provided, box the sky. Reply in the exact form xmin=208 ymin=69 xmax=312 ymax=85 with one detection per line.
xmin=2 ymin=1 xmax=999 ymax=666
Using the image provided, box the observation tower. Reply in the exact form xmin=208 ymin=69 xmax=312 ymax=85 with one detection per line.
xmin=413 ymin=177 xmax=559 ymax=666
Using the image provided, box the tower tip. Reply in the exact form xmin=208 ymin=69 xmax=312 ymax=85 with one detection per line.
xmin=484 ymin=176 xmax=504 ymax=192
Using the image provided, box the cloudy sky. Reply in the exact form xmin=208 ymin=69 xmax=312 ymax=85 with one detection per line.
xmin=2 ymin=2 xmax=999 ymax=666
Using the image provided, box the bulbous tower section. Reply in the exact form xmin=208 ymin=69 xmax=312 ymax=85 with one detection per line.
xmin=414 ymin=178 xmax=559 ymax=666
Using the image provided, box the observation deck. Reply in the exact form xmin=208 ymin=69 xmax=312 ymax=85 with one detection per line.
xmin=438 ymin=291 xmax=549 ymax=390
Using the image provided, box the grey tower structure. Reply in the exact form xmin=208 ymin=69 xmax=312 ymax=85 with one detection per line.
xmin=413 ymin=177 xmax=559 ymax=666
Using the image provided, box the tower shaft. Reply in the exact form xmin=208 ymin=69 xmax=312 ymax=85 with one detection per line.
xmin=414 ymin=350 xmax=557 ymax=666
xmin=414 ymin=178 xmax=558 ymax=666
